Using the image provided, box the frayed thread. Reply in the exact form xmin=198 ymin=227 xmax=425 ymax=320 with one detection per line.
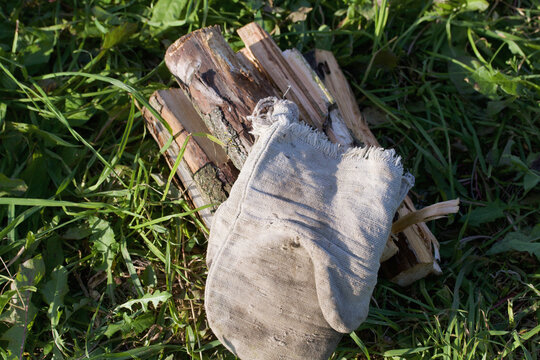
xmin=282 ymin=121 xmax=408 ymax=174
xmin=247 ymin=97 xmax=281 ymax=136
xmin=281 ymin=121 xmax=342 ymax=158
xmin=248 ymin=97 xmax=413 ymax=180
xmin=400 ymin=172 xmax=416 ymax=201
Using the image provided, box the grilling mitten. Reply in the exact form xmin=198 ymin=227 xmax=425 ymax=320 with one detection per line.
xmin=205 ymin=98 xmax=414 ymax=359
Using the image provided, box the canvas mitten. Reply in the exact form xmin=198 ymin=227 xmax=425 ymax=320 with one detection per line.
xmin=205 ymin=98 xmax=414 ymax=359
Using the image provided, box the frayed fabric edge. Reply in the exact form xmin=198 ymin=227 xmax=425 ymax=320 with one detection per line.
xmin=248 ymin=97 xmax=414 ymax=183
xmin=247 ymin=97 xmax=285 ymax=134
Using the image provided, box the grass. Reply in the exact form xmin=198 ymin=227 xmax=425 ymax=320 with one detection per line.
xmin=0 ymin=0 xmax=538 ymax=359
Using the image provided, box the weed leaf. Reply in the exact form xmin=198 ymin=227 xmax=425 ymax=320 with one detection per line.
xmin=465 ymin=0 xmax=489 ymax=12
xmin=0 ymin=173 xmax=27 ymax=197
xmin=465 ymin=201 xmax=506 ymax=227
xmin=115 ymin=290 xmax=171 ymax=313
xmin=1 ymin=255 xmax=45 ymax=359
xmin=523 ymin=172 xmax=540 ymax=192
xmin=42 ymin=265 xmax=68 ymax=328
xmin=103 ymin=312 xmax=155 ymax=338
xmin=103 ymin=23 xmax=138 ymax=50
xmin=89 ymin=217 xmax=118 ymax=271
xmin=142 ymin=264 xmax=157 ymax=288
xmin=88 ymin=216 xmax=118 ymax=300
xmin=0 ymin=290 xmax=17 ymax=317
xmin=487 ymin=231 xmax=540 ymax=261
xmin=151 ymin=0 xmax=188 ymax=26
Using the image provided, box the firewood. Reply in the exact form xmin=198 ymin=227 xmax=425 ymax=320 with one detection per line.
xmin=144 ymin=87 xmax=399 ymax=263
xmin=142 ymin=88 xmax=238 ymax=227
xmin=391 ymin=199 xmax=460 ymax=234
xmin=282 ymin=49 xmax=354 ymax=146
xmin=305 ymin=50 xmax=379 ymax=146
xmin=151 ymin=24 xmax=458 ymax=284
xmin=237 ymin=24 xmax=326 ymax=130
xmin=164 ymin=26 xmax=279 ymax=170
xmin=152 ymin=30 xmax=402 ymax=261
xmin=237 ymin=23 xmax=353 ymax=146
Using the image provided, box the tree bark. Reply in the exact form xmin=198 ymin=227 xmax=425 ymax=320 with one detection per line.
xmin=142 ymin=88 xmax=238 ymax=227
xmin=165 ymin=25 xmax=279 ymax=170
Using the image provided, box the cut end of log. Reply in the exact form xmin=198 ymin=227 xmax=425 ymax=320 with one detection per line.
xmin=165 ymin=26 xmax=220 ymax=85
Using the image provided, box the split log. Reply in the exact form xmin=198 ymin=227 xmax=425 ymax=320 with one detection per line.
xmin=237 ymin=23 xmax=353 ymax=146
xmin=307 ymin=49 xmax=444 ymax=285
xmin=154 ymin=28 xmax=402 ymax=261
xmin=305 ymin=50 xmax=378 ymax=146
xmin=164 ymin=26 xmax=279 ymax=170
xmin=282 ymin=49 xmax=354 ymax=146
xmin=237 ymin=24 xmax=325 ymax=130
xmin=142 ymin=88 xmax=238 ymax=227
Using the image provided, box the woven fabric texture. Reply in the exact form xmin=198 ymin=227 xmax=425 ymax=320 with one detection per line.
xmin=205 ymin=98 xmax=414 ymax=359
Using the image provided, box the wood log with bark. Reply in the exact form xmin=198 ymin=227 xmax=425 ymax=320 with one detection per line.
xmin=142 ymin=88 xmax=238 ymax=227
xmin=142 ymin=23 xmax=458 ymax=286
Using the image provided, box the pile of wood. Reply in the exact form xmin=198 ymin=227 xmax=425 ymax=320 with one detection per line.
xmin=142 ymin=23 xmax=459 ymax=286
